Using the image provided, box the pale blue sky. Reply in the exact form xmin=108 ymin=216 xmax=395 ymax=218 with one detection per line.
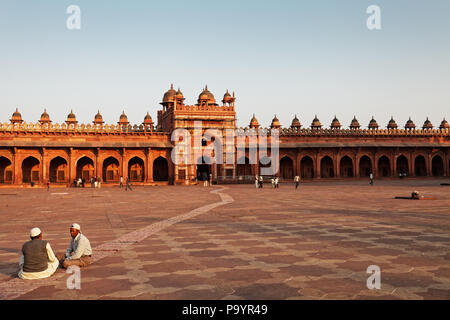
xmin=1 ymin=0 xmax=449 ymax=128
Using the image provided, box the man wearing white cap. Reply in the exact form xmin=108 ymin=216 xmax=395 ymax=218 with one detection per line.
xmin=58 ymin=223 xmax=92 ymax=268
xmin=18 ymin=227 xmax=59 ymax=280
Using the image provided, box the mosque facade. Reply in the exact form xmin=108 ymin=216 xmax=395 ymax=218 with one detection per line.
xmin=0 ymin=85 xmax=449 ymax=186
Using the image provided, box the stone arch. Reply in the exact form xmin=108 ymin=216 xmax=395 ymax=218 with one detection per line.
xmin=396 ymin=155 xmax=409 ymax=176
xmin=128 ymin=156 xmax=145 ymax=182
xmin=153 ymin=156 xmax=169 ymax=182
xmin=414 ymin=155 xmax=427 ymax=176
xmin=103 ymin=157 xmax=120 ymax=182
xmin=76 ymin=156 xmax=95 ymax=181
xmin=431 ymin=155 xmax=444 ymax=176
xmin=280 ymin=156 xmax=294 ymax=179
xmin=236 ymin=156 xmax=252 ymax=177
xmin=300 ymin=155 xmax=314 ymax=179
xmin=320 ymin=156 xmax=334 ymax=178
xmin=359 ymin=155 xmax=372 ymax=177
xmin=340 ymin=155 xmax=353 ymax=178
xmin=0 ymin=156 xmax=13 ymax=184
xmin=49 ymin=156 xmax=68 ymax=183
xmin=378 ymin=155 xmax=391 ymax=177
xmin=22 ymin=156 xmax=40 ymax=184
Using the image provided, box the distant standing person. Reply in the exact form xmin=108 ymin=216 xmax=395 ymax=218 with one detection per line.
xmin=294 ymin=175 xmax=300 ymax=189
xmin=125 ymin=176 xmax=132 ymax=191
xmin=259 ymin=175 xmax=263 ymax=188
xmin=369 ymin=172 xmax=374 ymax=185
xmin=255 ymin=175 xmax=259 ymax=189
xmin=275 ymin=177 xmax=279 ymax=188
xmin=119 ymin=176 xmax=123 ymax=188
xmin=47 ymin=181 xmax=50 ymax=191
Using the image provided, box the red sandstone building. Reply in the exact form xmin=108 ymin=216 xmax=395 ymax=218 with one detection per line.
xmin=0 ymin=85 xmax=449 ymax=186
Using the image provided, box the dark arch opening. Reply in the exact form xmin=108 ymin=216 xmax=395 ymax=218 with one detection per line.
xmin=259 ymin=156 xmax=273 ymax=176
xmin=280 ymin=156 xmax=294 ymax=179
xmin=320 ymin=156 xmax=334 ymax=178
xmin=301 ymin=156 xmax=314 ymax=179
xmin=153 ymin=156 xmax=169 ymax=182
xmin=432 ymin=155 xmax=444 ymax=176
xmin=103 ymin=157 xmax=120 ymax=182
xmin=359 ymin=156 xmax=372 ymax=177
xmin=340 ymin=156 xmax=353 ymax=178
xmin=49 ymin=157 xmax=68 ymax=183
xmin=22 ymin=156 xmax=40 ymax=184
xmin=396 ymin=155 xmax=409 ymax=176
xmin=236 ymin=157 xmax=252 ymax=177
xmin=414 ymin=155 xmax=426 ymax=176
xmin=76 ymin=156 xmax=95 ymax=181
xmin=197 ymin=156 xmax=211 ymax=181
xmin=128 ymin=157 xmax=145 ymax=182
xmin=0 ymin=156 xmax=13 ymax=184
xmin=378 ymin=156 xmax=391 ymax=177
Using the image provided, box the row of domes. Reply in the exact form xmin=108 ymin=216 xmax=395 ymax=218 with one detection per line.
xmin=9 ymin=108 xmax=154 ymax=125
xmin=251 ymin=114 xmax=449 ymax=130
xmin=161 ymin=84 xmax=235 ymax=105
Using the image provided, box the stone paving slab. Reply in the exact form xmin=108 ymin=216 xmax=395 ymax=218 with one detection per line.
xmin=0 ymin=179 xmax=449 ymax=299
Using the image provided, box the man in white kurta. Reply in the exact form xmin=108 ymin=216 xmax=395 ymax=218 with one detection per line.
xmin=18 ymin=227 xmax=59 ymax=280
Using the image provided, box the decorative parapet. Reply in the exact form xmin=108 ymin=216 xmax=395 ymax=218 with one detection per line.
xmin=0 ymin=122 xmax=165 ymax=135
xmin=236 ymin=127 xmax=450 ymax=137
xmin=175 ymin=104 xmax=235 ymax=112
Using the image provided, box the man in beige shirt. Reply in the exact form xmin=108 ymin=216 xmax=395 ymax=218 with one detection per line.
xmin=18 ymin=227 xmax=59 ymax=280
xmin=57 ymin=223 xmax=92 ymax=268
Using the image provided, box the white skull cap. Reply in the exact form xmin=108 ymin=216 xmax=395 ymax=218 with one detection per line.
xmin=71 ymin=223 xmax=81 ymax=231
xmin=30 ymin=227 xmax=41 ymax=237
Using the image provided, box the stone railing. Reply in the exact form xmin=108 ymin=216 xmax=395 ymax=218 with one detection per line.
xmin=236 ymin=127 xmax=450 ymax=137
xmin=175 ymin=104 xmax=235 ymax=112
xmin=0 ymin=122 xmax=166 ymax=135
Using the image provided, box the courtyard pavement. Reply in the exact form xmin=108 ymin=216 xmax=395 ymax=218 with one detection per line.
xmin=0 ymin=179 xmax=449 ymax=300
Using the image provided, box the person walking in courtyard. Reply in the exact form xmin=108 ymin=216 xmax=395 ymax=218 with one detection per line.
xmin=119 ymin=176 xmax=123 ymax=188
xmin=275 ymin=177 xmax=279 ymax=188
xmin=294 ymin=175 xmax=300 ymax=189
xmin=125 ymin=176 xmax=132 ymax=191
xmin=259 ymin=175 xmax=263 ymax=188
xmin=369 ymin=172 xmax=374 ymax=185
xmin=57 ymin=223 xmax=92 ymax=269
xmin=47 ymin=181 xmax=50 ymax=191
xmin=18 ymin=227 xmax=59 ymax=280
xmin=255 ymin=175 xmax=259 ymax=189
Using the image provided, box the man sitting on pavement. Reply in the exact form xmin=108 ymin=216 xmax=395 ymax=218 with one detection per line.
xmin=18 ymin=227 xmax=59 ymax=280
xmin=57 ymin=223 xmax=92 ymax=268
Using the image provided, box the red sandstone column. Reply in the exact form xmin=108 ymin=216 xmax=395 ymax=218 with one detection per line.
xmin=315 ymin=154 xmax=320 ymax=179
xmin=427 ymin=153 xmax=432 ymax=176
xmin=12 ymin=148 xmax=17 ymax=184
xmin=355 ymin=154 xmax=359 ymax=178
xmin=41 ymin=148 xmax=46 ymax=184
xmin=373 ymin=154 xmax=378 ymax=178
xmin=411 ymin=153 xmax=416 ymax=177
xmin=334 ymin=153 xmax=339 ymax=178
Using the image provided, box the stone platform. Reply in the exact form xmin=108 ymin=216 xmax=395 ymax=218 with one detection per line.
xmin=0 ymin=179 xmax=449 ymax=300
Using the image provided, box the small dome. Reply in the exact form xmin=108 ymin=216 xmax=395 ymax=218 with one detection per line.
xmin=176 ymin=88 xmax=184 ymax=98
xmin=368 ymin=116 xmax=378 ymax=129
xmin=250 ymin=114 xmax=259 ymax=128
xmin=40 ymin=109 xmax=50 ymax=120
xmin=330 ymin=115 xmax=341 ymax=129
xmin=94 ymin=110 xmax=103 ymax=120
xmin=311 ymin=115 xmax=322 ymax=129
xmin=11 ymin=108 xmax=23 ymax=122
xmin=387 ymin=116 xmax=398 ymax=129
xmin=271 ymin=115 xmax=281 ymax=128
xmin=198 ymin=85 xmax=216 ymax=103
xmin=119 ymin=111 xmax=128 ymax=121
xmin=144 ymin=112 xmax=152 ymax=121
xmin=67 ymin=110 xmax=76 ymax=120
xmin=291 ymin=115 xmax=301 ymax=128
xmin=422 ymin=117 xmax=433 ymax=129
xmin=405 ymin=117 xmax=416 ymax=129
xmin=350 ymin=116 xmax=360 ymax=129
xmin=439 ymin=118 xmax=449 ymax=130
xmin=223 ymin=89 xmax=232 ymax=103
xmin=162 ymin=84 xmax=177 ymax=103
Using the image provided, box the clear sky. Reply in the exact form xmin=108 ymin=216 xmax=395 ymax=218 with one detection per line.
xmin=1 ymin=0 xmax=449 ymax=128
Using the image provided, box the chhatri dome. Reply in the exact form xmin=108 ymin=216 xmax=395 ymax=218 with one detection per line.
xmin=387 ymin=116 xmax=398 ymax=129
xmin=197 ymin=85 xmax=216 ymax=104
xmin=162 ymin=84 xmax=177 ymax=103
xmin=330 ymin=116 xmax=341 ymax=129
xmin=291 ymin=115 xmax=301 ymax=128
xmin=422 ymin=117 xmax=433 ymax=129
xmin=350 ymin=116 xmax=360 ymax=129
xmin=311 ymin=115 xmax=322 ymax=129
xmin=439 ymin=118 xmax=449 ymax=130
xmin=249 ymin=114 xmax=260 ymax=128
xmin=405 ymin=117 xmax=416 ymax=129
xmin=270 ymin=115 xmax=281 ymax=129
xmin=368 ymin=116 xmax=379 ymax=130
